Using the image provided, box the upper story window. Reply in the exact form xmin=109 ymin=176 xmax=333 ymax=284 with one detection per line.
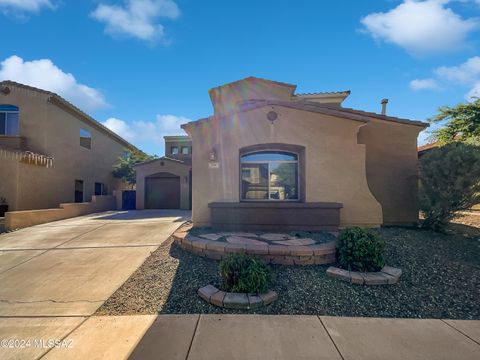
xmin=181 ymin=146 xmax=189 ymax=155
xmin=240 ymin=151 xmax=299 ymax=201
xmin=80 ymin=128 xmax=92 ymax=149
xmin=171 ymin=146 xmax=179 ymax=155
xmin=0 ymin=104 xmax=19 ymax=136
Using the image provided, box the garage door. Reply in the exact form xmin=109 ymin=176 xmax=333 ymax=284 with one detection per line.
xmin=145 ymin=176 xmax=180 ymax=209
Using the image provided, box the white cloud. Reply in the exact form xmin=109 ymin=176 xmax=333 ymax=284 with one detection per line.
xmin=91 ymin=0 xmax=180 ymax=42
xmin=411 ymin=56 xmax=480 ymax=100
xmin=410 ymin=78 xmax=441 ymax=90
xmin=102 ymin=114 xmax=190 ymax=153
xmin=0 ymin=0 xmax=55 ymax=13
xmin=361 ymin=0 xmax=479 ymax=55
xmin=435 ymin=56 xmax=480 ymax=83
xmin=0 ymin=55 xmax=109 ymax=112
xmin=467 ymin=81 xmax=480 ymax=99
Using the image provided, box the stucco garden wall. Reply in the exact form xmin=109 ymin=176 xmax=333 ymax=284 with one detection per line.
xmin=184 ymin=106 xmax=383 ymax=228
xmin=5 ymin=195 xmax=116 ymax=230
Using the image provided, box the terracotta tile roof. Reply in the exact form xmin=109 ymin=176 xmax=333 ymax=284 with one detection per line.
xmin=182 ymin=99 xmax=429 ymax=129
xmin=418 ymin=142 xmax=438 ymax=152
xmin=134 ymin=156 xmax=191 ymax=167
xmin=319 ymin=104 xmax=429 ymax=128
xmin=0 ymin=80 xmax=139 ymax=151
xmin=295 ymin=90 xmax=351 ymax=96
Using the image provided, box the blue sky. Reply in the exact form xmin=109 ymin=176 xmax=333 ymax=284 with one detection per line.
xmin=1 ymin=0 xmax=480 ymax=155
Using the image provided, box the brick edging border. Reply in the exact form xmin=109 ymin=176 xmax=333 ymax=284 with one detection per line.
xmin=326 ymin=266 xmax=402 ymax=285
xmin=172 ymin=223 xmax=336 ymax=265
xmin=198 ymin=285 xmax=278 ymax=309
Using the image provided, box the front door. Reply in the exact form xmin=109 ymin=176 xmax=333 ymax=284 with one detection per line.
xmin=74 ymin=180 xmax=84 ymax=203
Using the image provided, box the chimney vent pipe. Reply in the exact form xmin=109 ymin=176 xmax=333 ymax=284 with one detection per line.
xmin=381 ymin=98 xmax=388 ymax=115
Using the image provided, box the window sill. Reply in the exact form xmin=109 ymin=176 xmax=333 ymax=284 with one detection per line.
xmin=209 ymin=202 xmax=343 ymax=209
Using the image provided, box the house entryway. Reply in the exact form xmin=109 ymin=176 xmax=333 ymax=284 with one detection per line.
xmin=145 ymin=174 xmax=181 ymax=209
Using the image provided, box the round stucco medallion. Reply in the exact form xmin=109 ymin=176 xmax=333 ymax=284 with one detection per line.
xmin=267 ymin=111 xmax=278 ymax=122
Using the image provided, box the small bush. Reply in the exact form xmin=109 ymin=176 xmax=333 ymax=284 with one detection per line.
xmin=219 ymin=254 xmax=272 ymax=293
xmin=336 ymin=227 xmax=385 ymax=272
xmin=419 ymin=142 xmax=480 ymax=231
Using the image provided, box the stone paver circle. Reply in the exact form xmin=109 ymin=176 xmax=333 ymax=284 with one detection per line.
xmin=173 ymin=224 xmax=337 ymax=266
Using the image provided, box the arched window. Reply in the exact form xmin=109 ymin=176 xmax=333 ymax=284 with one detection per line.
xmin=0 ymin=104 xmax=19 ymax=135
xmin=240 ymin=151 xmax=299 ymax=200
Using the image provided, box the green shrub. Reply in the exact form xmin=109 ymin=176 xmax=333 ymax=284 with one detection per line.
xmin=419 ymin=142 xmax=480 ymax=231
xmin=219 ymin=254 xmax=272 ymax=293
xmin=336 ymin=227 xmax=385 ymax=272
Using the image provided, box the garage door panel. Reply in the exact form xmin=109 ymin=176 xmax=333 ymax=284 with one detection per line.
xmin=145 ymin=177 xmax=180 ymax=209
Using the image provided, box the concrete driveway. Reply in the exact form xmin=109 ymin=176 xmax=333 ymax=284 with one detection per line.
xmin=0 ymin=210 xmax=190 ymax=317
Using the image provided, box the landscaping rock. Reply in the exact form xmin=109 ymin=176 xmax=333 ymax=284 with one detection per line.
xmin=226 ymin=236 xmax=267 ymax=246
xmin=272 ymin=238 xmax=316 ymax=246
xmin=223 ymin=293 xmax=249 ymax=309
xmin=311 ymin=242 xmax=336 ymax=256
xmin=381 ymin=266 xmax=402 ymax=280
xmin=259 ymin=290 xmax=278 ymax=305
xmin=260 ymin=233 xmax=291 ymax=241
xmin=362 ymin=272 xmax=393 ymax=285
xmin=191 ymin=239 xmax=210 ymax=250
xmin=349 ymin=272 xmax=365 ymax=285
xmin=247 ymin=294 xmax=263 ymax=309
xmin=199 ymin=233 xmax=224 ymax=241
xmin=244 ymin=244 xmax=269 ymax=255
xmin=198 ymin=285 xmax=219 ymax=302
xmin=289 ymin=246 xmax=314 ymax=256
xmin=210 ymin=290 xmax=226 ymax=307
xmin=326 ymin=267 xmax=351 ymax=282
xmin=222 ymin=232 xmax=258 ymax=238
xmin=268 ymin=245 xmax=290 ymax=256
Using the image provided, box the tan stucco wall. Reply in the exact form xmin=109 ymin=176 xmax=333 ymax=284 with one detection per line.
xmin=209 ymin=78 xmax=295 ymax=117
xmin=5 ymin=195 xmax=116 ymax=230
xmin=0 ymin=85 xmax=129 ymax=211
xmin=359 ymin=119 xmax=423 ymax=225
xmin=135 ymin=159 xmax=191 ymax=210
xmin=185 ymin=106 xmax=383 ymax=227
xmin=164 ymin=138 xmax=192 ymax=162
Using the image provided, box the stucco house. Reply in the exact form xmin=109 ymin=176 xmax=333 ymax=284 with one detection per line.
xmin=182 ymin=77 xmax=428 ymax=230
xmin=135 ymin=136 xmax=192 ymax=210
xmin=0 ymin=81 xmax=136 ymax=212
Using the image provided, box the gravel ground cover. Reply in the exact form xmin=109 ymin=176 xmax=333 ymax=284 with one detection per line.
xmin=96 ymin=222 xmax=480 ymax=319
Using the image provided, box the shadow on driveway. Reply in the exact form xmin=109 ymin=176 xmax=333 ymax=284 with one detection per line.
xmin=91 ymin=210 xmax=191 ymax=222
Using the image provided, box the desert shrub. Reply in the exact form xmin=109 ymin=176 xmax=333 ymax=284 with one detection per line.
xmin=419 ymin=142 xmax=480 ymax=231
xmin=336 ymin=227 xmax=385 ymax=272
xmin=219 ymin=254 xmax=272 ymax=293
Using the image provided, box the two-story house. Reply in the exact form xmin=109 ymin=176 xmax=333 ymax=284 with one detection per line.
xmin=135 ymin=135 xmax=192 ymax=210
xmin=0 ymin=81 xmax=137 ymax=212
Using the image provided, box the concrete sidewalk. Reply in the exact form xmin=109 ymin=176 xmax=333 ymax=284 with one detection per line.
xmin=1 ymin=315 xmax=479 ymax=360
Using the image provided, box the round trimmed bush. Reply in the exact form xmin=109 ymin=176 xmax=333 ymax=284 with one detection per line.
xmin=219 ymin=254 xmax=272 ymax=293
xmin=336 ymin=227 xmax=385 ymax=272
